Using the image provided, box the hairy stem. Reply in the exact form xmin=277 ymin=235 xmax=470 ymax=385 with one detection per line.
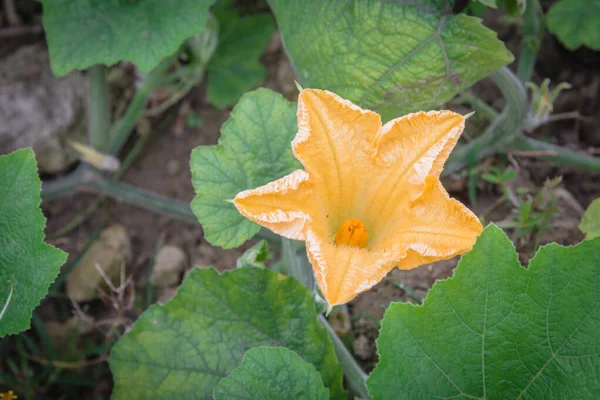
xmin=88 ymin=65 xmax=112 ymax=151
xmin=85 ymin=175 xmax=198 ymax=223
xmin=319 ymin=315 xmax=372 ymax=400
xmin=282 ymin=238 xmax=315 ymax=290
xmin=41 ymin=166 xmax=86 ymax=200
xmin=445 ymin=67 xmax=528 ymax=175
xmin=513 ymin=136 xmax=600 ymax=172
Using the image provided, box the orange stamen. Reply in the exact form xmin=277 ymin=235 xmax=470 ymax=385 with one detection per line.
xmin=335 ymin=219 xmax=368 ymax=249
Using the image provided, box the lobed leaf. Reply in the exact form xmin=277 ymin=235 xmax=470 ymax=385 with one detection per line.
xmin=0 ymin=149 xmax=67 ymax=337
xmin=214 ymin=347 xmax=329 ymax=400
xmin=190 ymin=88 xmax=299 ymax=248
xmin=368 ymin=224 xmax=600 ymax=399
xmin=109 ymin=267 xmax=345 ymax=399
xmin=268 ymin=0 xmax=513 ymax=121
xmin=41 ymin=0 xmax=216 ymax=75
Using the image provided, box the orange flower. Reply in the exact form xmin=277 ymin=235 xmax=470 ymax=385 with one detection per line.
xmin=234 ymin=89 xmax=482 ymax=306
xmin=0 ymin=390 xmax=18 ymax=400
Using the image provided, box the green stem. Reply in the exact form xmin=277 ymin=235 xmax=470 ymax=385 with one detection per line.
xmin=85 ymin=174 xmax=198 ymax=223
xmin=444 ymin=67 xmax=528 ymax=175
xmin=318 ymin=315 xmax=372 ymax=400
xmin=281 ymin=238 xmax=315 ymax=291
xmin=41 ymin=166 xmax=86 ymax=200
xmin=512 ymin=136 xmax=600 ymax=172
xmin=88 ymin=65 xmax=112 ymax=151
xmin=108 ymin=54 xmax=176 ymax=155
xmin=517 ymin=0 xmax=542 ymax=83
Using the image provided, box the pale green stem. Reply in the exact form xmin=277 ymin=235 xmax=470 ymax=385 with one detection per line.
xmin=281 ymin=238 xmax=314 ymax=290
xmin=88 ymin=65 xmax=112 ymax=151
xmin=281 ymin=237 xmax=370 ymax=399
xmin=444 ymin=67 xmax=528 ymax=175
xmin=446 ymin=67 xmax=600 ymax=174
xmin=513 ymin=136 xmax=600 ymax=172
xmin=41 ymin=165 xmax=86 ymax=200
xmin=319 ymin=315 xmax=372 ymax=400
xmin=85 ymin=174 xmax=198 ymax=223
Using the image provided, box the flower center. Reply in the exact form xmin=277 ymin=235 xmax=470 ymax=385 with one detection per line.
xmin=335 ymin=219 xmax=368 ymax=249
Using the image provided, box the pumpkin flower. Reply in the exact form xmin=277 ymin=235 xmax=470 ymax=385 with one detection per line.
xmin=234 ymin=89 xmax=483 ymax=306
xmin=0 ymin=391 xmax=18 ymax=400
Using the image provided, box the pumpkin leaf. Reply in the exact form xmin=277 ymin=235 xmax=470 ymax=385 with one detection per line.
xmin=109 ymin=267 xmax=345 ymax=399
xmin=214 ymin=347 xmax=329 ymax=400
xmin=42 ymin=0 xmax=216 ymax=75
xmin=268 ymin=0 xmax=513 ymax=120
xmin=190 ymin=88 xmax=299 ymax=248
xmin=368 ymin=224 xmax=600 ymax=399
xmin=0 ymin=149 xmax=67 ymax=337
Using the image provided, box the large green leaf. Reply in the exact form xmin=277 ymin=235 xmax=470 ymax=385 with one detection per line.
xmin=190 ymin=88 xmax=299 ymax=248
xmin=214 ymin=347 xmax=329 ymax=400
xmin=0 ymin=149 xmax=67 ymax=337
xmin=207 ymin=2 xmax=275 ymax=109
xmin=269 ymin=0 xmax=513 ymax=121
xmin=580 ymin=198 xmax=600 ymax=239
xmin=109 ymin=267 xmax=345 ymax=399
xmin=41 ymin=0 xmax=217 ymax=76
xmin=368 ymin=224 xmax=600 ymax=399
xmin=547 ymin=0 xmax=600 ymax=51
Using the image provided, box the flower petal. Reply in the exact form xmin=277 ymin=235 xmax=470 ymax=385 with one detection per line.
xmin=377 ymin=175 xmax=482 ymax=269
xmin=293 ymin=89 xmax=381 ymax=231
xmin=364 ymin=110 xmax=466 ymax=232
xmin=306 ymin=227 xmax=405 ymax=306
xmin=234 ymin=170 xmax=314 ymax=240
xmin=374 ymin=110 xmax=465 ymax=183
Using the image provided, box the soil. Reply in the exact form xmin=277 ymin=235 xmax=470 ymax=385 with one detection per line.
xmin=1 ymin=1 xmax=600 ymax=398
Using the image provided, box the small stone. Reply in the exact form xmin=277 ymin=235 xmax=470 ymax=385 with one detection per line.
xmin=150 ymin=245 xmax=187 ymax=288
xmin=0 ymin=44 xmax=87 ymax=173
xmin=353 ymin=335 xmax=374 ymax=361
xmin=166 ymin=159 xmax=181 ymax=176
xmin=66 ymin=225 xmax=131 ymax=302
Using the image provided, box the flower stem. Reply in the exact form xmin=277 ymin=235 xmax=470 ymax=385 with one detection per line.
xmin=281 ymin=237 xmax=370 ymax=398
xmin=281 ymin=238 xmax=315 ymax=290
xmin=88 ymin=65 xmax=111 ymax=152
xmin=318 ymin=315 xmax=372 ymax=400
